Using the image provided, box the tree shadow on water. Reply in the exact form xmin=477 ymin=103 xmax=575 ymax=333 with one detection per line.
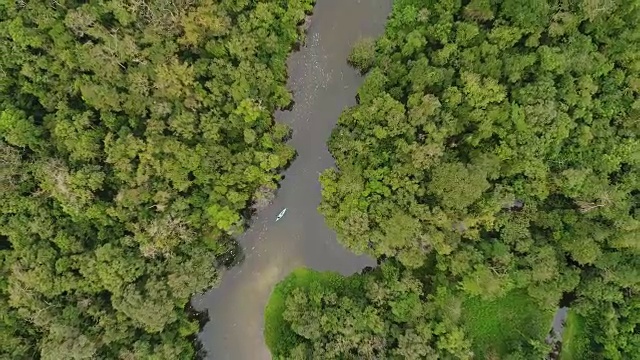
xmin=193 ymin=339 xmax=208 ymax=360
xmin=185 ymin=303 xmax=210 ymax=360
xmin=217 ymin=238 xmax=246 ymax=269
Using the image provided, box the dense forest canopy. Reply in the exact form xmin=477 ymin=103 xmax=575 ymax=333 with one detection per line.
xmin=0 ymin=0 xmax=313 ymax=358
xmin=265 ymin=265 xmax=478 ymax=359
xmin=266 ymin=264 xmax=557 ymax=359
xmin=268 ymin=0 xmax=640 ymax=358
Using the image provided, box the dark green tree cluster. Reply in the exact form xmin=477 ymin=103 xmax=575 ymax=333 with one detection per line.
xmin=266 ymin=264 xmax=477 ymax=360
xmin=0 ymin=0 xmax=312 ymax=358
xmin=269 ymin=0 xmax=639 ymax=358
xmin=266 ymin=264 xmax=554 ymax=359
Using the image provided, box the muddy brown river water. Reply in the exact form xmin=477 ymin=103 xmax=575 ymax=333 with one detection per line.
xmin=190 ymin=1 xmax=393 ymax=359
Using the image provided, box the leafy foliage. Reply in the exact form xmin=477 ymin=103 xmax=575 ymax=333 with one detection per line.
xmin=269 ymin=0 xmax=639 ymax=358
xmin=266 ymin=265 xmax=555 ymax=359
xmin=264 ymin=268 xmax=364 ymax=358
xmin=560 ymin=310 xmax=592 ymax=360
xmin=348 ymin=38 xmax=377 ymax=73
xmin=265 ymin=264 xmax=477 ymax=360
xmin=0 ymin=0 xmax=312 ymax=358
xmin=461 ymin=290 xmax=554 ymax=358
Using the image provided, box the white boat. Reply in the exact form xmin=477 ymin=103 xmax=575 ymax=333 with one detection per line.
xmin=275 ymin=208 xmax=287 ymax=221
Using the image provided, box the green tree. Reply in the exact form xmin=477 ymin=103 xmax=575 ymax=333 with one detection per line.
xmin=348 ymin=38 xmax=377 ymax=73
xmin=313 ymin=0 xmax=640 ymax=358
xmin=0 ymin=0 xmax=314 ymax=357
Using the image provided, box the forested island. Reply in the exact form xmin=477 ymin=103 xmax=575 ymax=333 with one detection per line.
xmin=0 ymin=0 xmax=313 ymax=358
xmin=266 ymin=0 xmax=640 ymax=359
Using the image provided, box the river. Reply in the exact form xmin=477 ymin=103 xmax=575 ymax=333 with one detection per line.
xmin=190 ymin=1 xmax=393 ymax=359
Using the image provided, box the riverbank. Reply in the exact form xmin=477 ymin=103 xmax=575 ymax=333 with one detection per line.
xmin=190 ymin=1 xmax=393 ymax=359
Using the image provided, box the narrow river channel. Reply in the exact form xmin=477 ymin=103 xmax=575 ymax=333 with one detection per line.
xmin=190 ymin=1 xmax=393 ymax=359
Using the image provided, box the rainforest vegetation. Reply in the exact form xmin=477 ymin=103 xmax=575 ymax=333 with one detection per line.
xmin=267 ymin=0 xmax=640 ymax=359
xmin=0 ymin=0 xmax=314 ymax=358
